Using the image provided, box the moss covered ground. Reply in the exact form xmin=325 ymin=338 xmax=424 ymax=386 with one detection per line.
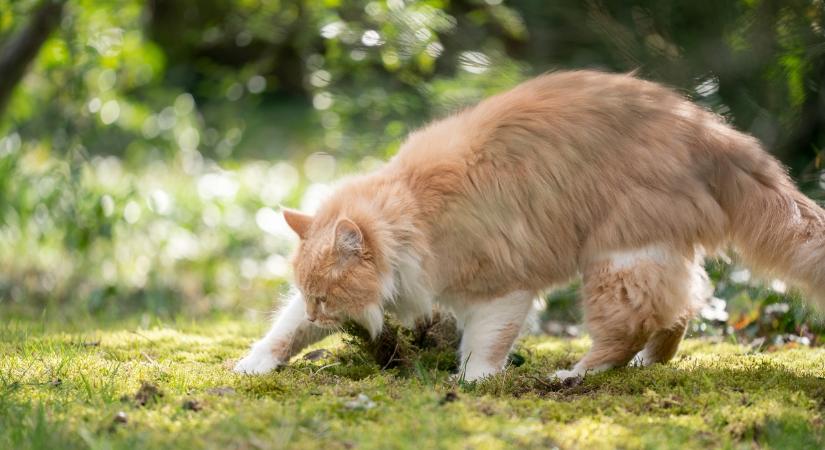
xmin=1 ymin=316 xmax=824 ymax=449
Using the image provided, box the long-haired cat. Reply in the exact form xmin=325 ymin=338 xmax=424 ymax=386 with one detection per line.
xmin=234 ymin=70 xmax=825 ymax=381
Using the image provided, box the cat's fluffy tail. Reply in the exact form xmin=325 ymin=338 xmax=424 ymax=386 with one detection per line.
xmin=713 ymin=136 xmax=825 ymax=308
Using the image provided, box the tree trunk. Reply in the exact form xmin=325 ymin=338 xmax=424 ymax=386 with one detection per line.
xmin=0 ymin=0 xmax=65 ymax=118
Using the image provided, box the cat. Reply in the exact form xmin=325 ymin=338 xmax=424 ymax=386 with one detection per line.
xmin=234 ymin=70 xmax=825 ymax=381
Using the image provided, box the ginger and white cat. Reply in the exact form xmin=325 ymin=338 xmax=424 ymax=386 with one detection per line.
xmin=235 ymin=70 xmax=825 ymax=381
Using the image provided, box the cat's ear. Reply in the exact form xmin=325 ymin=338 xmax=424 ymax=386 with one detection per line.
xmin=282 ymin=208 xmax=313 ymax=239
xmin=333 ymin=217 xmax=364 ymax=258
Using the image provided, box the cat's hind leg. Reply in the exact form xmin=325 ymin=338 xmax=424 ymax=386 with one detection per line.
xmin=554 ymin=246 xmax=702 ymax=380
xmin=632 ymin=315 xmax=689 ymax=367
xmin=455 ymin=291 xmax=534 ymax=381
xmin=635 ymin=261 xmax=709 ymax=366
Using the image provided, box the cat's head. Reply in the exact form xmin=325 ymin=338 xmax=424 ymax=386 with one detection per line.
xmin=282 ymin=208 xmax=385 ymax=337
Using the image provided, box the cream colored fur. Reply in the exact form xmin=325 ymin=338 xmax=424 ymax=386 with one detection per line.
xmin=235 ymin=70 xmax=825 ymax=381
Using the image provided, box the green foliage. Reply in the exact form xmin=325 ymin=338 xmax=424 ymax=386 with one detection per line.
xmin=0 ymin=1 xmax=824 ymax=339
xmin=0 ymin=134 xmax=300 ymax=317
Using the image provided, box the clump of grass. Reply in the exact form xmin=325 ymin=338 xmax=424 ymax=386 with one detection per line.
xmin=343 ymin=310 xmax=460 ymax=371
xmin=132 ymin=381 xmax=163 ymax=406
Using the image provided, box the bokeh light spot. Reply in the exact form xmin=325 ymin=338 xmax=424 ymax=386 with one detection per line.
xmin=313 ymin=92 xmax=333 ymax=110
xmin=100 ymin=100 xmax=120 ymax=124
xmin=304 ymin=152 xmax=336 ymax=182
xmin=123 ymin=200 xmax=141 ymax=224
xmin=247 ymin=75 xmax=267 ymax=94
xmin=174 ymin=93 xmax=195 ymax=115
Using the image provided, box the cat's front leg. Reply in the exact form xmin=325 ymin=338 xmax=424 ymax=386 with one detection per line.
xmin=455 ymin=291 xmax=533 ymax=381
xmin=234 ymin=291 xmax=330 ymax=374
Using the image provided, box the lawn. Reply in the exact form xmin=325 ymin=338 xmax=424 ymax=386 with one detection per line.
xmin=1 ymin=317 xmax=824 ymax=450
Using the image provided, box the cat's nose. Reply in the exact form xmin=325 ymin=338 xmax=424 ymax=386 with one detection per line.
xmin=306 ymin=315 xmax=316 ymax=323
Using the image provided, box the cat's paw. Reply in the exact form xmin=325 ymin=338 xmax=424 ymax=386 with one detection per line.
xmin=552 ymin=368 xmax=583 ymax=382
xmin=552 ymin=363 xmax=611 ymax=381
xmin=630 ymin=348 xmax=659 ymax=367
xmin=233 ymin=348 xmax=283 ymax=375
xmin=454 ymin=364 xmax=500 ymax=382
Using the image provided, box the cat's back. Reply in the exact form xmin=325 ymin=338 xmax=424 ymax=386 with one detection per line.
xmin=391 ymin=70 xmax=721 ymax=194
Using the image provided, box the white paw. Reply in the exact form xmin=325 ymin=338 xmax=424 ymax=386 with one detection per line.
xmin=552 ymin=368 xmax=583 ymax=381
xmin=457 ymin=364 xmax=500 ymax=382
xmin=552 ymin=363 xmax=612 ymax=381
xmin=233 ymin=348 xmax=282 ymax=375
xmin=630 ymin=350 xmax=653 ymax=367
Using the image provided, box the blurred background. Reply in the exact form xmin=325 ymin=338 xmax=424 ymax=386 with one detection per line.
xmin=1 ymin=0 xmax=824 ymax=344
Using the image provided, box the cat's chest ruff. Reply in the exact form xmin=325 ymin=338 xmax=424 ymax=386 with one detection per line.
xmin=382 ymin=249 xmax=434 ymax=327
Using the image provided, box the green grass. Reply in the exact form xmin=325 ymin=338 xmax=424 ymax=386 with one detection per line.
xmin=1 ymin=317 xmax=824 ymax=450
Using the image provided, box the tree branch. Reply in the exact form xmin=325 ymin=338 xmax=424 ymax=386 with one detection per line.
xmin=0 ymin=0 xmax=66 ymax=118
